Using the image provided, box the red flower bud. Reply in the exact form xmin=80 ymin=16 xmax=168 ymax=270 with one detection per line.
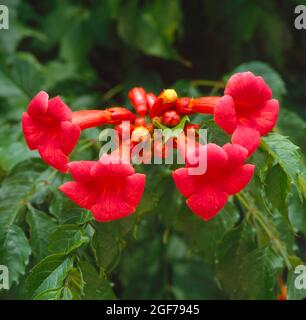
xmin=184 ymin=123 xmax=200 ymax=136
xmin=131 ymin=126 xmax=151 ymax=143
xmin=175 ymin=97 xmax=193 ymax=115
xmin=72 ymin=110 xmax=112 ymax=130
xmin=146 ymin=92 xmax=157 ymax=110
xmin=189 ymin=97 xmax=220 ymax=114
xmin=150 ymin=89 xmax=178 ymax=118
xmin=135 ymin=117 xmax=146 ymax=127
xmin=107 ymin=107 xmax=136 ymax=124
xmin=162 ymin=110 xmax=181 ymax=127
xmin=128 ymin=87 xmax=147 ymax=116
xmin=115 ymin=122 xmax=135 ymax=138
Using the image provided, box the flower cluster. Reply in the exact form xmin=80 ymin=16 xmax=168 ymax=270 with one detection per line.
xmin=22 ymin=72 xmax=279 ymax=222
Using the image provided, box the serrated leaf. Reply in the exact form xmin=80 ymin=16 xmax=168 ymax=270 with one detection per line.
xmin=238 ymin=246 xmax=283 ymax=299
xmin=0 ymin=159 xmax=47 ymax=226
xmin=49 ymin=190 xmax=92 ymax=225
xmin=80 ymin=261 xmax=116 ymax=300
xmin=173 ymin=202 xmax=240 ymax=265
xmin=216 ymin=222 xmax=257 ymax=298
xmin=288 ymin=186 xmax=306 ymax=236
xmin=265 ymin=164 xmax=290 ymax=213
xmin=59 ymin=267 xmax=85 ymax=300
xmin=48 ymin=224 xmax=89 ymax=255
xmin=0 ymin=225 xmax=31 ymax=286
xmin=26 ymin=254 xmax=74 ymax=299
xmin=26 ymin=206 xmax=57 ymax=261
xmin=0 ymin=142 xmax=34 ymax=172
xmin=92 ymin=226 xmax=119 ymax=270
xmin=262 ymin=133 xmax=302 ymax=198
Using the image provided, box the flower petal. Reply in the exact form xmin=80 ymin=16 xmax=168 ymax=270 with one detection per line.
xmin=22 ymin=112 xmax=45 ymax=150
xmin=206 ymin=143 xmax=228 ymax=171
xmin=186 ymin=186 xmax=228 ymax=221
xmin=91 ymin=197 xmax=134 ymax=222
xmin=222 ymin=143 xmax=248 ymax=168
xmin=68 ymin=161 xmax=97 ymax=184
xmin=172 ymin=167 xmax=196 ymax=198
xmin=60 ymin=121 xmax=81 ymax=155
xmin=250 ymin=99 xmax=279 ymax=135
xmin=214 ymin=95 xmax=237 ymax=133
xmin=231 ymin=127 xmax=260 ymax=156
xmin=38 ymin=141 xmax=69 ymax=173
xmin=59 ymin=181 xmax=96 ymax=209
xmin=47 ymin=96 xmax=72 ymax=121
xmin=225 ymin=72 xmax=272 ymax=107
xmin=91 ymin=154 xmax=135 ymax=177
xmin=220 ymin=164 xmax=255 ymax=195
xmin=124 ymin=173 xmax=146 ymax=207
xmin=27 ymin=91 xmax=48 ymax=118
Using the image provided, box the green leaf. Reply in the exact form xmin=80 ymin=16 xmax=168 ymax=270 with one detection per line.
xmin=0 ymin=159 xmax=46 ymax=226
xmin=92 ymin=225 xmax=120 ymax=270
xmin=277 ymin=108 xmax=306 ymax=153
xmin=173 ymin=202 xmax=240 ymax=265
xmin=262 ymin=133 xmax=302 ymax=197
xmin=0 ymin=225 xmax=31 ymax=286
xmin=80 ymin=261 xmax=116 ymax=300
xmin=238 ymin=246 xmax=283 ymax=299
xmin=288 ymin=186 xmax=306 ymax=236
xmin=0 ymin=53 xmax=45 ymax=99
xmin=48 ymin=225 xmax=89 ymax=255
xmin=216 ymin=222 xmax=257 ymax=298
xmin=26 ymin=254 xmax=74 ymax=299
xmin=265 ymin=164 xmax=290 ymax=213
xmin=49 ymin=190 xmax=92 ymax=225
xmin=232 ymin=61 xmax=286 ymax=100
xmin=0 ymin=142 xmax=34 ymax=172
xmin=117 ymin=0 xmax=182 ymax=61
xmin=26 ymin=206 xmax=57 ymax=261
xmin=59 ymin=267 xmax=85 ymax=300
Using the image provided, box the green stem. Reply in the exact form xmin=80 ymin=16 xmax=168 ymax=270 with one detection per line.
xmin=236 ymin=192 xmax=292 ymax=269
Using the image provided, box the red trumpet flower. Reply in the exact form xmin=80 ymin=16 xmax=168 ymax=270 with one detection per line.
xmin=59 ymin=154 xmax=146 ymax=222
xmin=22 ymin=91 xmax=81 ymax=173
xmin=22 ymin=91 xmax=118 ymax=173
xmin=173 ymin=142 xmax=254 ymax=221
xmin=214 ymin=72 xmax=279 ymax=155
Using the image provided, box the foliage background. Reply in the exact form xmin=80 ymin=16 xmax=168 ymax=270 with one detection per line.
xmin=0 ymin=0 xmax=306 ymax=300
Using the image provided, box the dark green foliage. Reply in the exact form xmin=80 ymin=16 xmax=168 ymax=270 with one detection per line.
xmin=0 ymin=0 xmax=306 ymax=300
